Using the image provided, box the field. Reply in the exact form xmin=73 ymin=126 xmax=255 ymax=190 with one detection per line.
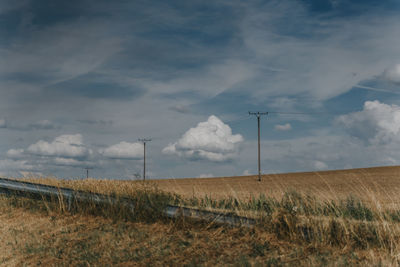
xmin=26 ymin=166 xmax=400 ymax=209
xmin=2 ymin=165 xmax=400 ymax=266
xmin=153 ymin=166 xmax=400 ymax=207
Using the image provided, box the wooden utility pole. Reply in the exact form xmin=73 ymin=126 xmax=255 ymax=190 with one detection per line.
xmin=249 ymin=112 xmax=268 ymax=182
xmin=138 ymin=138 xmax=152 ymax=181
xmin=84 ymin=167 xmax=93 ymax=179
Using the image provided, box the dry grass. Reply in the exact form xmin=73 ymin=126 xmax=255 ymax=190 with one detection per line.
xmin=0 ymin=196 xmax=397 ymax=266
xmin=2 ymin=165 xmax=400 ymax=266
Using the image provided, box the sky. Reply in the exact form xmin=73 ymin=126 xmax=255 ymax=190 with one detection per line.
xmin=1 ymin=0 xmax=400 ymax=179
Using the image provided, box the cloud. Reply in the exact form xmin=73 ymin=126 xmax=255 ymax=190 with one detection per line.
xmin=0 ymin=0 xmax=29 ymax=14
xmin=49 ymin=72 xmax=143 ymax=100
xmin=313 ymin=160 xmax=328 ymax=170
xmin=237 ymin=0 xmax=400 ymax=101
xmin=28 ymin=120 xmax=57 ymax=130
xmin=336 ymin=100 xmax=400 ymax=145
xmin=52 ymin=157 xmax=92 ymax=167
xmin=1 ymin=0 xmax=400 ymax=178
xmin=383 ymin=64 xmax=400 ymax=84
xmin=275 ymin=123 xmax=292 ymax=131
xmin=1 ymin=120 xmax=59 ymax=131
xmin=0 ymin=19 xmax=123 ymax=85
xmin=27 ymin=134 xmax=91 ymax=158
xmin=100 ymin=141 xmax=143 ymax=159
xmin=197 ymin=173 xmax=214 ymax=178
xmin=163 ymin=115 xmax=243 ymax=162
xmin=0 ymin=159 xmax=37 ymax=172
xmin=242 ymin=170 xmax=252 ymax=176
xmin=78 ymin=119 xmax=113 ymax=126
xmin=169 ymin=105 xmax=191 ymax=114
xmin=6 ymin=148 xmax=24 ymax=159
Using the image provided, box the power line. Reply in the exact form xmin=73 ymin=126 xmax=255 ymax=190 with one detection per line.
xmin=267 ymin=111 xmax=332 ymax=115
xmin=248 ymin=112 xmax=268 ymax=182
xmin=138 ymin=138 xmax=152 ymax=181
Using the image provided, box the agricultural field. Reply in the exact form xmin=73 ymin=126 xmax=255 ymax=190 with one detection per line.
xmin=154 ymin=166 xmax=400 ymax=207
xmin=2 ymin=166 xmax=400 ymax=265
xmin=25 ymin=165 xmax=400 ymax=208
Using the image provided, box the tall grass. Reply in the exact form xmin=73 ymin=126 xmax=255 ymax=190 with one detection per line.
xmin=2 ymin=184 xmax=179 ymax=223
xmin=6 ymin=178 xmax=400 ymax=254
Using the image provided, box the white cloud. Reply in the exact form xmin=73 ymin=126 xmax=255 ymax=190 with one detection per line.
xmin=0 ymin=159 xmax=37 ymax=172
xmin=0 ymin=118 xmax=6 ymax=128
xmin=238 ymin=1 xmax=400 ymax=101
xmin=52 ymin=157 xmax=91 ymax=167
xmin=242 ymin=170 xmax=252 ymax=176
xmin=27 ymin=134 xmax=91 ymax=158
xmin=163 ymin=115 xmax=243 ymax=162
xmin=383 ymin=64 xmax=400 ymax=84
xmin=100 ymin=141 xmax=143 ymax=159
xmin=6 ymin=148 xmax=24 ymax=159
xmin=314 ymin=160 xmax=328 ymax=171
xmin=336 ymin=100 xmax=400 ymax=145
xmin=275 ymin=123 xmax=292 ymax=131
xmin=198 ymin=173 xmax=214 ymax=178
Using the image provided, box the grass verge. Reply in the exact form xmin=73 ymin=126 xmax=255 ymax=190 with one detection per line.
xmin=2 ymin=179 xmax=400 ymax=265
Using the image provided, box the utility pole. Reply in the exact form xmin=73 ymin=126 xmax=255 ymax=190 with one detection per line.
xmin=138 ymin=138 xmax=152 ymax=181
xmin=84 ymin=167 xmax=93 ymax=179
xmin=249 ymin=112 xmax=268 ymax=182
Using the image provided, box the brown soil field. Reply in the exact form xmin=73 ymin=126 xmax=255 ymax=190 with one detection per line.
xmin=151 ymin=166 xmax=400 ymax=208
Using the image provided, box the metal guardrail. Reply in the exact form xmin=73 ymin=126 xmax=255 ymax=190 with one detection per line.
xmin=0 ymin=178 xmax=255 ymax=227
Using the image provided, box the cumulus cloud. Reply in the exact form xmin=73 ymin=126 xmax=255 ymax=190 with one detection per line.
xmin=275 ymin=123 xmax=292 ymax=131
xmin=27 ymin=134 xmax=91 ymax=158
xmin=383 ymin=64 xmax=400 ymax=84
xmin=163 ymin=115 xmax=243 ymax=162
xmin=336 ymin=100 xmax=400 ymax=145
xmin=100 ymin=141 xmax=143 ymax=159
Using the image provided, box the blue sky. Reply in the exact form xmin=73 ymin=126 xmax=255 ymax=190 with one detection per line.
xmin=1 ymin=0 xmax=400 ymax=179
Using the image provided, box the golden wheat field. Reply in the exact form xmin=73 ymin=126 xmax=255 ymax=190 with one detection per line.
xmin=25 ymin=165 xmax=400 ymax=208
xmin=153 ymin=166 xmax=400 ymax=207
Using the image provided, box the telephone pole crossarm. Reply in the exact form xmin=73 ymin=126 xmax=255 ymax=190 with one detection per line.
xmin=248 ymin=112 xmax=268 ymax=116
xmin=248 ymin=112 xmax=268 ymax=182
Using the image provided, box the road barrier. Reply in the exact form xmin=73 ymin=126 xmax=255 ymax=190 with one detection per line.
xmin=0 ymin=178 xmax=255 ymax=227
